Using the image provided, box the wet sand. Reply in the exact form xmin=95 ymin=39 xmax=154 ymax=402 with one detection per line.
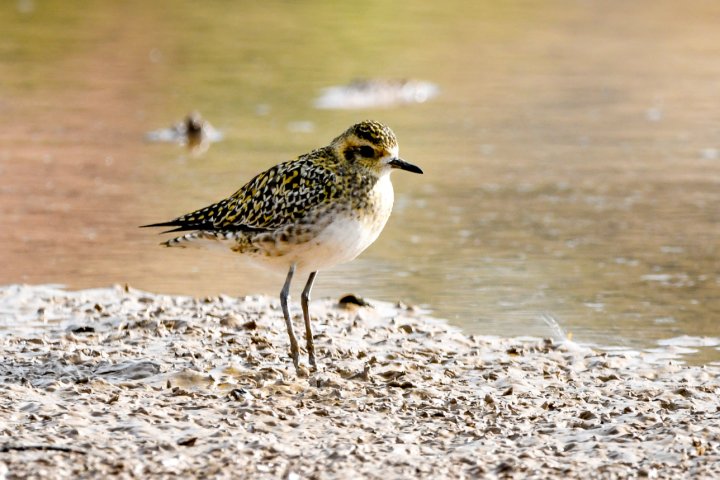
xmin=1 ymin=285 xmax=718 ymax=479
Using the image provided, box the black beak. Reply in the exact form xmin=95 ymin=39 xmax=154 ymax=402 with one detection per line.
xmin=388 ymin=158 xmax=423 ymax=174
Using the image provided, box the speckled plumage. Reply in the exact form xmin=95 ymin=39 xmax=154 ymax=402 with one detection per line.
xmin=142 ymin=121 xmax=422 ymax=372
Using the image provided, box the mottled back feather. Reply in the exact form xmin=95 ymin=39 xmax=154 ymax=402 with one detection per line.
xmin=147 ymin=147 xmax=342 ymax=233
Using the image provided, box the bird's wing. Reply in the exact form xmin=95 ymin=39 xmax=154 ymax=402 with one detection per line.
xmin=142 ymin=156 xmax=340 ymax=233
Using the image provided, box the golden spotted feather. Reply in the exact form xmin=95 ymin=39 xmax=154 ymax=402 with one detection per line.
xmin=148 ymin=148 xmax=343 ymax=234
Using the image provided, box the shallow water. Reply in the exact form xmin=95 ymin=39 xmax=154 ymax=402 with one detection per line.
xmin=1 ymin=0 xmax=719 ymax=363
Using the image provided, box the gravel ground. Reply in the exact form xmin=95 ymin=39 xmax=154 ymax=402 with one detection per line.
xmin=0 ymin=284 xmax=718 ymax=479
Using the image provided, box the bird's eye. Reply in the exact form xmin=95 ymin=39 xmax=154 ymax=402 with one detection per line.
xmin=359 ymin=146 xmax=375 ymax=158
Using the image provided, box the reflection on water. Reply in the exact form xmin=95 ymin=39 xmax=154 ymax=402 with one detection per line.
xmin=1 ymin=0 xmax=718 ymax=364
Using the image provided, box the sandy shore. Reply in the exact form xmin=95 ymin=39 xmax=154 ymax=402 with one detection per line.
xmin=0 ymin=285 xmax=718 ymax=479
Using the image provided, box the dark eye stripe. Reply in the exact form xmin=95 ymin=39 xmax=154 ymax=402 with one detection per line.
xmin=359 ymin=146 xmax=375 ymax=158
xmin=343 ymin=145 xmax=375 ymax=161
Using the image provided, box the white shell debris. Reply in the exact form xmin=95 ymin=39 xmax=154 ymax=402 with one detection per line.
xmin=314 ymin=79 xmax=439 ymax=109
xmin=0 ymin=284 xmax=718 ymax=479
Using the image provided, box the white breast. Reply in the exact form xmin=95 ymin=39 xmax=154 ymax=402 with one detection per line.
xmin=294 ymin=174 xmax=394 ymax=273
xmin=253 ymin=175 xmax=394 ymax=272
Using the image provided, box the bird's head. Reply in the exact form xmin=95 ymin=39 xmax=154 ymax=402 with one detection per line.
xmin=332 ymin=120 xmax=423 ymax=176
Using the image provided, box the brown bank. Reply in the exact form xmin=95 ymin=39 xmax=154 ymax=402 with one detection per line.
xmin=1 ymin=285 xmax=718 ymax=479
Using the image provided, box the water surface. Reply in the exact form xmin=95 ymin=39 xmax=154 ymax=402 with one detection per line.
xmin=1 ymin=0 xmax=719 ymax=363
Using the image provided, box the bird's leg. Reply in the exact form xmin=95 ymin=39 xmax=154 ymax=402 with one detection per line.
xmin=301 ymin=271 xmax=318 ymax=371
xmin=280 ymin=264 xmax=300 ymax=371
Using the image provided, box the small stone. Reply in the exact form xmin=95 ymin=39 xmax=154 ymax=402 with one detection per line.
xmin=398 ymin=324 xmax=414 ymax=334
xmin=177 ymin=437 xmax=197 ymax=447
xmin=338 ymin=294 xmax=371 ymax=308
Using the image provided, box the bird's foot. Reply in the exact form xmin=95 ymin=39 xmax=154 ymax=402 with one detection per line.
xmin=295 ymin=364 xmax=310 ymax=378
xmin=307 ymin=350 xmax=318 ymax=372
xmin=290 ymin=347 xmax=300 ymax=370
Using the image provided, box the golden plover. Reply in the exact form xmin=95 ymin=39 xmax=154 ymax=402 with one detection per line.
xmin=142 ymin=120 xmax=422 ymax=372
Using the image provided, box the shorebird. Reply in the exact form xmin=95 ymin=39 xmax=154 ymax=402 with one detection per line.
xmin=142 ymin=121 xmax=422 ymax=372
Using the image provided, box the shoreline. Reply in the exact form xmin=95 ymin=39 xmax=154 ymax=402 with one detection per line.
xmin=1 ymin=284 xmax=719 ymax=479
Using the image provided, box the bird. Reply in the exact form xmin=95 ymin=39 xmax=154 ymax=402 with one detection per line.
xmin=141 ymin=120 xmax=423 ymax=373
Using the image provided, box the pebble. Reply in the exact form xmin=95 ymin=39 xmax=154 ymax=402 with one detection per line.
xmin=0 ymin=284 xmax=718 ymax=479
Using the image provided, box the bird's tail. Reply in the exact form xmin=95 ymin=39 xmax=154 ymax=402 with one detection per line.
xmin=162 ymin=231 xmax=235 ymax=251
xmin=162 ymin=233 xmax=196 ymax=248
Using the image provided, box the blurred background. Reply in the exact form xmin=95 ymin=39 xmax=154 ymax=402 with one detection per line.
xmin=1 ymin=0 xmax=718 ymax=363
